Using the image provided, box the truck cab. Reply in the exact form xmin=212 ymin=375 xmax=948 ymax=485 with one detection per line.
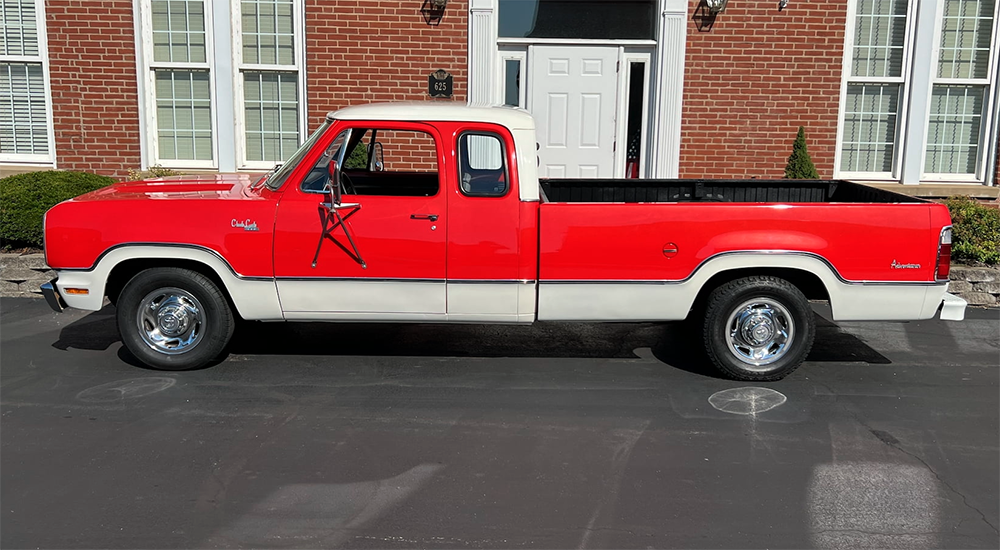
xmin=265 ymin=103 xmax=541 ymax=323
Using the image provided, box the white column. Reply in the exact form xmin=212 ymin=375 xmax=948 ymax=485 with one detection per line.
xmin=213 ymin=0 xmax=237 ymax=172
xmin=649 ymin=0 xmax=687 ymax=178
xmin=898 ymin=0 xmax=939 ymax=185
xmin=468 ymin=0 xmax=499 ymax=106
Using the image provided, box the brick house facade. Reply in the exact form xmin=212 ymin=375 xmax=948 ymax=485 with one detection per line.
xmin=2 ymin=0 xmax=998 ymax=187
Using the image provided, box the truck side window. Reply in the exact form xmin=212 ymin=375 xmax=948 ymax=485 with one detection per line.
xmin=303 ymin=128 xmax=440 ymax=197
xmin=301 ymin=130 xmax=350 ymax=193
xmin=458 ymin=132 xmax=508 ymax=197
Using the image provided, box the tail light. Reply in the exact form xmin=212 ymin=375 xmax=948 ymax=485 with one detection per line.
xmin=935 ymin=226 xmax=952 ymax=281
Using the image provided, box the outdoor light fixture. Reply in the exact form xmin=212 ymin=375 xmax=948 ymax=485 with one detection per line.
xmin=705 ymin=0 xmax=729 ymax=13
xmin=778 ymin=0 xmax=789 ymax=10
xmin=421 ymin=0 xmax=448 ymax=25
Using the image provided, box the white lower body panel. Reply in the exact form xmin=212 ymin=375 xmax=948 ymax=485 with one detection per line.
xmin=537 ymin=280 xmax=952 ymax=322
xmin=52 ymin=246 xmax=283 ymax=321
xmin=278 ymin=280 xmax=536 ymax=323
xmin=536 ymin=252 xmax=958 ymax=323
xmin=278 ymin=280 xmax=445 ymax=317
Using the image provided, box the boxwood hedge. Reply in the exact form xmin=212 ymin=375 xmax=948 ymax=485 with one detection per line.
xmin=0 ymin=171 xmax=115 ymax=249
xmin=944 ymin=196 xmax=1000 ymax=265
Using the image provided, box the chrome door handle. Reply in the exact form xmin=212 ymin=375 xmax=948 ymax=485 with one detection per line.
xmin=410 ymin=214 xmax=438 ymax=222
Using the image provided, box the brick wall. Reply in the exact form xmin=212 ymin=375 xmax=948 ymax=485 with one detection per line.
xmin=680 ymin=0 xmax=847 ymax=179
xmin=376 ymin=130 xmax=438 ymax=172
xmin=304 ymin=0 xmax=468 ymax=130
xmin=46 ymin=0 xmax=141 ymax=178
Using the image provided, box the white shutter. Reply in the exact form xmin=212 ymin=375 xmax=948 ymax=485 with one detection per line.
xmin=0 ymin=0 xmax=39 ymax=57
xmin=0 ymin=62 xmax=47 ymax=155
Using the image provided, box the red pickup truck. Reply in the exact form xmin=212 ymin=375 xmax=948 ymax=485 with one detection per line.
xmin=42 ymin=103 xmax=966 ymax=380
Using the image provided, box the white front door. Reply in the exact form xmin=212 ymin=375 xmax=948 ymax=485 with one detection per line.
xmin=528 ymin=45 xmax=620 ymax=178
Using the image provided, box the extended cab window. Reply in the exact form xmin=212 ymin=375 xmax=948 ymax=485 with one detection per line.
xmin=303 ymin=127 xmax=440 ymax=197
xmin=458 ymin=133 xmax=508 ymax=197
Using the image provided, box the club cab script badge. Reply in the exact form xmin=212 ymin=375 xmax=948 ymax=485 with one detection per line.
xmin=232 ymin=218 xmax=259 ymax=232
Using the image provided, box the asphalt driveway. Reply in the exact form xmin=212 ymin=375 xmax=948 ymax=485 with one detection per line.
xmin=1 ymin=297 xmax=998 ymax=549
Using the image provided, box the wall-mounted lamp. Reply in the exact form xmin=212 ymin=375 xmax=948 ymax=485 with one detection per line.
xmin=421 ymin=0 xmax=448 ymax=25
xmin=705 ymin=0 xmax=729 ymax=13
xmin=778 ymin=0 xmax=789 ymax=10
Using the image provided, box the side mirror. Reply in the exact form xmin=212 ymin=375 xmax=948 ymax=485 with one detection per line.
xmin=325 ymin=159 xmax=342 ymax=205
xmin=372 ymin=141 xmax=385 ymax=172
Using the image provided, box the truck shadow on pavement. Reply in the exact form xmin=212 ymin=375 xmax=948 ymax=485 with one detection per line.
xmin=53 ymin=304 xmax=890 ymax=378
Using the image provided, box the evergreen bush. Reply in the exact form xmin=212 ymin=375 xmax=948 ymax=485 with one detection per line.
xmin=784 ymin=126 xmax=819 ymax=179
xmin=344 ymin=143 xmax=369 ymax=169
xmin=943 ymin=196 xmax=1000 ymax=265
xmin=0 ymin=171 xmax=115 ymax=249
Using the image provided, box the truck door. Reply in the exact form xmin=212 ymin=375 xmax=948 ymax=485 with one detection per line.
xmin=272 ymin=122 xmax=448 ymax=319
xmin=446 ymin=126 xmax=531 ymax=322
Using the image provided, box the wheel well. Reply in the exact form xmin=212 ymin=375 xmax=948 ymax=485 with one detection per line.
xmin=105 ymin=258 xmax=240 ymax=318
xmin=688 ymin=268 xmax=830 ymax=319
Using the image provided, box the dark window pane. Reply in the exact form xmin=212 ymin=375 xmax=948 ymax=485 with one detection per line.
xmin=504 ymin=59 xmax=521 ymax=106
xmin=625 ymin=62 xmax=645 ymax=178
xmin=499 ymin=0 xmax=656 ymax=40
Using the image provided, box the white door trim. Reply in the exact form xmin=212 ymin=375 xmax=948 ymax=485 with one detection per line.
xmin=468 ymin=0 xmax=685 ymax=178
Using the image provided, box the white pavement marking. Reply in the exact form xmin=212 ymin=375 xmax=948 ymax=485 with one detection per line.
xmin=75 ymin=377 xmax=177 ymax=403
xmin=708 ymin=387 xmax=787 ymax=415
xmin=207 ymin=463 xmax=444 ymax=548
xmin=808 ymin=423 xmax=941 ymax=549
xmin=578 ymin=419 xmax=650 ymax=550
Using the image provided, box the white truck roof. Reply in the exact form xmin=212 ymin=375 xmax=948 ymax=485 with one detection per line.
xmin=328 ymin=102 xmax=537 ymax=131
xmin=327 ymin=102 xmax=541 ymax=202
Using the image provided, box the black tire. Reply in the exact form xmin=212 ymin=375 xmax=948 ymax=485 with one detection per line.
xmin=116 ymin=267 xmax=234 ymax=371
xmin=701 ymin=276 xmax=815 ymax=381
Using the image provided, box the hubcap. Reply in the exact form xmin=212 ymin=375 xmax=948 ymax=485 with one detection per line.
xmin=136 ymin=287 xmax=204 ymax=355
xmin=725 ymin=297 xmax=795 ymax=370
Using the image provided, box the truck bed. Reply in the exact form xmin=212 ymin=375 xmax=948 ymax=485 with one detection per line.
xmin=539 ymin=179 xmax=924 ymax=204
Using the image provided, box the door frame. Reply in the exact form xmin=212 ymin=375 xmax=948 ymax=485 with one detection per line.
xmin=507 ymin=43 xmax=653 ymax=178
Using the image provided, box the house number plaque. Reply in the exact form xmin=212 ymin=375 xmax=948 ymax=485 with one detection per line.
xmin=428 ymin=70 xmax=453 ymax=98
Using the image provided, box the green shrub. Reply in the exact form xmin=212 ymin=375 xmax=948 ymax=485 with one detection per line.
xmin=784 ymin=126 xmax=820 ymax=179
xmin=344 ymin=143 xmax=369 ymax=170
xmin=0 ymin=171 xmax=115 ymax=249
xmin=944 ymin=196 xmax=1000 ymax=265
xmin=127 ymin=164 xmax=180 ymax=181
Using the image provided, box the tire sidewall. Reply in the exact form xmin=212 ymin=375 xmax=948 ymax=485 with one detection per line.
xmin=117 ymin=268 xmax=232 ymax=371
xmin=704 ymin=278 xmax=815 ymax=381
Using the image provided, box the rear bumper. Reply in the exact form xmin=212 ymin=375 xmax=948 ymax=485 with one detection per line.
xmin=40 ymin=279 xmax=66 ymax=313
xmin=938 ymin=292 xmax=967 ymax=321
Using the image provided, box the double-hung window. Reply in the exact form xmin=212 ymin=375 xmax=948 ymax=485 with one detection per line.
xmin=0 ymin=0 xmax=53 ymax=164
xmin=137 ymin=1 xmax=305 ymax=170
xmin=838 ymin=0 xmax=999 ymax=184
xmin=924 ymin=0 xmax=996 ymax=179
xmin=839 ymin=0 xmax=911 ymax=177
xmin=235 ymin=0 xmax=304 ymax=168
xmin=141 ymin=0 xmax=215 ymax=167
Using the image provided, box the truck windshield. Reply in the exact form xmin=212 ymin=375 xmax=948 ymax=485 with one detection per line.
xmin=262 ymin=120 xmax=332 ymax=191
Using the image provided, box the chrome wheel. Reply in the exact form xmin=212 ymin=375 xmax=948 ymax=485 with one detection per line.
xmin=725 ymin=297 xmax=795 ymax=370
xmin=135 ymin=287 xmax=205 ymax=355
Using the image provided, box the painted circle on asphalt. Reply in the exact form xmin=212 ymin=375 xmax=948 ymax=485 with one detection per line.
xmin=76 ymin=377 xmax=177 ymax=403
xmin=708 ymin=386 xmax=787 ymax=415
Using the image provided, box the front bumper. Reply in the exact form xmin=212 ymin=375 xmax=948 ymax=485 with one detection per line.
xmin=939 ymin=292 xmax=967 ymax=321
xmin=40 ymin=279 xmax=66 ymax=313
